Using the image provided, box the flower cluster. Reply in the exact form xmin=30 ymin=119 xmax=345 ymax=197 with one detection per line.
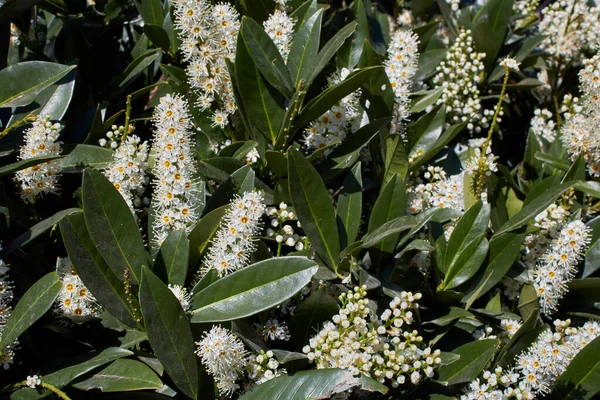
xmin=151 ymin=94 xmax=202 ymax=247
xmin=473 ymin=319 xmax=523 ymax=345
xmin=173 ymin=0 xmax=240 ymax=126
xmin=462 ymin=319 xmax=600 ymax=399
xmin=0 ymin=250 xmax=16 ymax=370
xmin=265 ymin=202 xmax=306 ymax=251
xmin=247 ymin=350 xmax=287 ymax=385
xmin=530 ymin=108 xmax=557 ymax=145
xmin=406 ymin=166 xmax=465 ymax=214
xmin=99 ymin=125 xmax=128 ymax=149
xmin=464 ymin=141 xmax=498 ymax=196
xmin=196 ymin=326 xmax=248 ymax=397
xmin=529 ymin=220 xmax=591 ymax=315
xmin=384 ymin=28 xmax=419 ymax=133
xmin=513 ymin=0 xmax=539 ymax=16
xmin=522 ymin=203 xmax=569 ymax=271
xmin=55 ymin=257 xmax=98 ymax=318
xmin=199 ymin=191 xmax=265 ymax=278
xmin=432 ymin=29 xmax=487 ymax=132
xmin=539 ymin=0 xmax=600 ymax=67
xmin=303 ymin=68 xmax=362 ymax=153
xmin=14 ymin=115 xmax=62 ymax=203
xmin=303 ymin=286 xmax=441 ymax=388
xmin=103 ymin=134 xmax=149 ymax=212
xmin=263 ymin=10 xmax=295 ymax=61
xmin=561 ymin=52 xmax=600 ymax=177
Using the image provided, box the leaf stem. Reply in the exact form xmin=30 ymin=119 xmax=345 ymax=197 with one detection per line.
xmin=482 ymin=66 xmax=510 ymax=157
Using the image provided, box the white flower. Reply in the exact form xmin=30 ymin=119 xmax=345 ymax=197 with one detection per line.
xmin=500 ymin=57 xmax=520 ymax=72
xmin=26 ymin=375 xmax=41 ymax=388
xmin=245 ymin=148 xmax=260 ymax=165
xmin=199 ymin=191 xmax=265 ymax=278
xmin=302 ymin=69 xmax=362 ymax=154
xmin=14 ymin=115 xmax=62 ymax=203
xmin=260 ymin=319 xmax=291 ymax=341
xmin=150 ymin=94 xmax=202 ymax=248
xmin=173 ymin=0 xmax=240 ymax=124
xmin=103 ymin=133 xmax=149 ymax=213
xmin=530 ymin=108 xmax=557 ymax=144
xmin=406 ymin=166 xmax=464 ymax=214
xmin=247 ymin=350 xmax=287 ymax=385
xmin=0 ymin=249 xmax=17 ymax=370
xmin=54 ymin=257 xmax=98 ymax=318
xmin=384 ymin=28 xmax=419 ymax=133
xmin=196 ymin=326 xmax=247 ymax=397
xmin=168 ymin=284 xmax=191 ymax=311
xmin=263 ymin=10 xmax=295 ymax=61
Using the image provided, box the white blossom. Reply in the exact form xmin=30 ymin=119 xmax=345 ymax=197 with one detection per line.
xmin=263 ymin=10 xmax=295 ymax=61
xmin=55 ymin=257 xmax=98 ymax=318
xmin=0 ymin=248 xmax=16 ymax=370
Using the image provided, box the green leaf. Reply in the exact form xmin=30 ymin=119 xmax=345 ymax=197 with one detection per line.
xmin=0 ymin=155 xmax=62 ymax=178
xmin=9 ymin=67 xmax=76 ymax=125
xmin=494 ymin=181 xmax=577 ymax=237
xmin=288 ymin=148 xmax=340 ymax=272
xmin=441 ymin=201 xmax=491 ymax=290
xmin=550 ymin=336 xmax=600 ymax=400
xmin=534 ymin=152 xmax=570 ymax=171
xmin=239 ymin=368 xmax=388 ymax=400
xmin=293 ymin=67 xmax=382 ymax=131
xmin=108 ymin=49 xmax=161 ymax=91
xmin=288 ymin=9 xmax=323 ymax=87
xmin=141 ymin=0 xmax=164 ymax=26
xmin=384 ymin=134 xmax=408 ymax=183
xmin=190 ymin=257 xmax=318 ymax=323
xmin=71 ymin=359 xmax=163 ymax=392
xmin=203 ymin=164 xmax=255 ymax=214
xmin=188 ymin=205 xmax=229 ymax=269
xmin=144 ymin=24 xmax=170 ymax=52
xmin=0 ymin=207 xmax=80 ymax=256
xmin=464 ymin=230 xmax=527 ymax=303
xmin=0 ymin=272 xmax=61 ymax=350
xmin=140 ymin=266 xmax=199 ymax=399
xmin=0 ymin=61 xmax=76 ymax=108
xmin=59 ymin=145 xmax=115 ymax=172
xmin=10 ymin=348 xmax=133 ymax=400
xmin=367 ymin=175 xmax=407 ymax=256
xmin=240 ymin=17 xmax=293 ymax=98
xmin=409 ymin=120 xmax=467 ymax=171
xmin=415 ymin=48 xmax=447 ymax=81
xmin=265 ymin=151 xmax=288 ymax=178
xmin=356 ymin=39 xmax=394 ymax=121
xmin=435 ymin=339 xmax=499 ymax=385
xmin=424 ymin=307 xmax=476 ymax=326
xmin=584 ymin=216 xmax=600 ymax=277
xmin=306 ymin=22 xmax=358 ymax=89
xmin=409 ymin=87 xmax=444 ymax=113
xmin=488 ymin=0 xmax=514 ymax=33
xmin=288 ymin=287 xmax=339 ymax=346
xmin=361 ymin=215 xmax=416 ymax=250
xmin=82 ymin=169 xmax=148 ymax=285
xmin=518 ymin=283 xmax=539 ymax=321
xmin=155 ymin=230 xmax=189 ymax=286
xmin=575 ymin=181 xmax=600 ymax=198
xmin=290 ymin=0 xmax=317 ymax=32
xmin=60 ymin=214 xmax=140 ymax=328
xmin=235 ymin=32 xmax=285 ymax=144
xmin=337 ymin=162 xmax=363 ymax=249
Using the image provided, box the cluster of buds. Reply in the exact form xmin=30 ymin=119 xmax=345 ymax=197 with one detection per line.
xmin=265 ymin=202 xmax=306 ymax=251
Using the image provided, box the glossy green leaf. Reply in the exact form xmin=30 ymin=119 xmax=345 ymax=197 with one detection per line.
xmin=415 ymin=48 xmax=447 ymax=81
xmin=9 ymin=67 xmax=76 ymax=125
xmin=494 ymin=181 xmax=577 ymax=237
xmin=409 ymin=119 xmax=467 ymax=171
xmin=0 ymin=272 xmax=61 ymax=350
xmin=367 ymin=175 xmax=407 ymax=256
xmin=288 ymin=148 xmax=340 ymax=272
xmin=424 ymin=307 xmax=476 ymax=326
xmin=288 ymin=287 xmax=339 ymax=346
xmin=235 ymin=32 xmax=285 ymax=144
xmin=435 ymin=339 xmax=499 ymax=385
xmin=82 ymin=169 xmax=148 ymax=284
xmin=190 ymin=257 xmax=318 ymax=323
xmin=188 ymin=205 xmax=229 ymax=269
xmin=10 ymin=348 xmax=133 ymax=400
xmin=361 ymin=215 xmax=416 ymax=249
xmin=203 ymin=164 xmax=255 ymax=214
xmin=293 ymin=67 xmax=382 ymax=131
xmin=488 ymin=0 xmax=514 ymax=33
xmin=108 ymin=49 xmax=161 ymax=91
xmin=0 ymin=61 xmax=76 ymax=108
xmin=140 ymin=0 xmax=164 ymax=26
xmin=575 ymin=181 xmax=600 ymax=198
xmin=239 ymin=368 xmax=388 ymax=400
xmin=288 ymin=9 xmax=323 ymax=87
xmin=337 ymin=162 xmax=363 ymax=249
xmin=290 ymin=0 xmax=317 ymax=32
xmin=0 ymin=207 xmax=80 ymax=256
xmin=518 ymin=283 xmax=539 ymax=321
xmin=409 ymin=87 xmax=444 ymax=113
xmin=550 ymin=336 xmax=600 ymax=400
xmin=464 ymin=230 xmax=527 ymax=303
xmin=306 ymin=22 xmax=357 ymax=89
xmin=384 ymin=134 xmax=408 ymax=183
xmin=0 ymin=155 xmax=61 ymax=178
xmin=59 ymin=145 xmax=115 ymax=171
xmin=71 ymin=359 xmax=163 ymax=392
xmin=60 ymin=214 xmax=140 ymax=328
xmin=144 ymin=24 xmax=170 ymax=51
xmin=441 ymin=201 xmax=491 ymax=290
xmin=140 ymin=266 xmax=199 ymax=399
xmin=155 ymin=230 xmax=189 ymax=286
xmin=583 ymin=215 xmax=600 ymax=277
xmin=240 ymin=17 xmax=293 ymax=98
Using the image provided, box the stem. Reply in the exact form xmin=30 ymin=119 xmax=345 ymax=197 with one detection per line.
xmin=40 ymin=382 xmax=71 ymax=400
xmin=122 ymin=95 xmax=132 ymax=143
xmin=276 ymin=242 xmax=282 ymax=257
xmin=482 ymin=67 xmax=510 ymax=156
xmin=0 ymin=112 xmax=36 ymax=137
